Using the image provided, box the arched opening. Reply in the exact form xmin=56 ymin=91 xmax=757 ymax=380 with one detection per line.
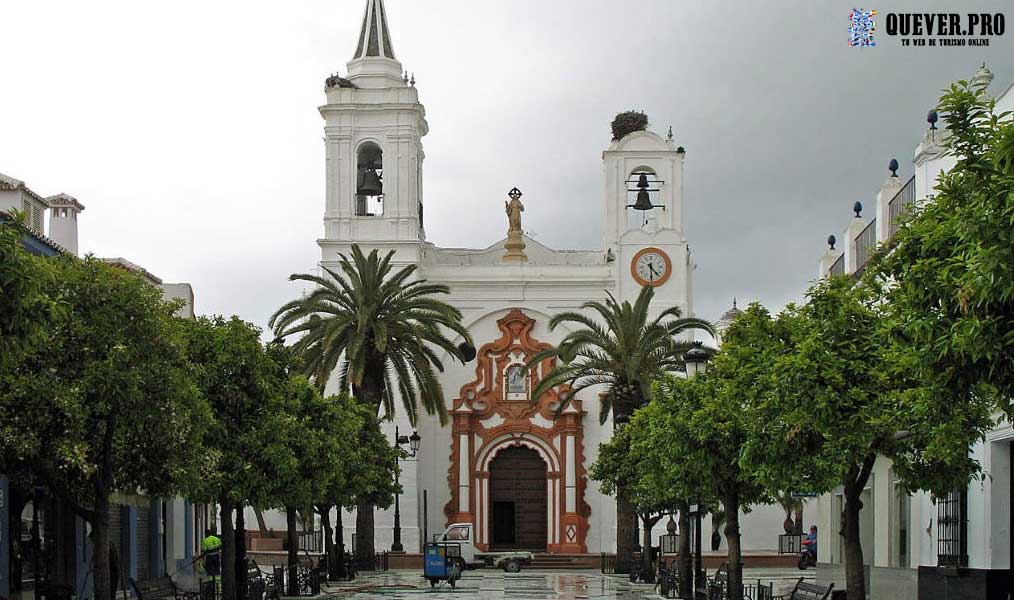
xmin=488 ymin=446 xmax=547 ymax=551
xmin=625 ymin=167 xmax=662 ymax=230
xmin=356 ymin=142 xmax=384 ymax=216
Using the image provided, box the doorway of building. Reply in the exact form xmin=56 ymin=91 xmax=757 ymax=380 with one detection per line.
xmin=489 ymin=446 xmax=547 ymax=551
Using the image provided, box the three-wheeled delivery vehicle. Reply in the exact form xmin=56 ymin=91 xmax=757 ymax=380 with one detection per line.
xmin=423 ymin=523 xmax=534 ymax=586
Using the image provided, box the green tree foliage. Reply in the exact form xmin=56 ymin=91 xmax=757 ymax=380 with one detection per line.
xmin=644 ymin=374 xmax=769 ymax=600
xmin=313 ymin=400 xmax=399 ymax=580
xmin=525 ymin=285 xmax=714 ymax=566
xmin=270 ymin=245 xmax=472 ymax=557
xmin=0 ymin=256 xmax=208 ymax=600
xmin=0 ymin=215 xmax=56 ymax=370
xmin=876 ymin=79 xmax=1014 ymax=415
xmin=637 ymin=304 xmax=786 ymax=600
xmin=255 ymin=377 xmax=364 ymax=593
xmin=590 ymin=422 xmax=684 ymax=583
xmin=750 ymin=277 xmax=993 ymax=600
xmin=182 ymin=316 xmax=284 ymax=600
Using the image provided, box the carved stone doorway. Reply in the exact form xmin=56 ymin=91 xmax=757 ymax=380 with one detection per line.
xmin=488 ymin=446 xmax=547 ymax=551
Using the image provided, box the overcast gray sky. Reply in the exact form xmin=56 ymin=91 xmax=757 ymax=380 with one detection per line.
xmin=3 ymin=0 xmax=1012 ymax=330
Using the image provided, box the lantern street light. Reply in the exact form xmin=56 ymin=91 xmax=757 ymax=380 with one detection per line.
xmin=391 ymin=426 xmax=419 ymax=553
xmin=684 ymin=344 xmax=709 ymax=378
xmin=683 ymin=345 xmax=710 ymax=596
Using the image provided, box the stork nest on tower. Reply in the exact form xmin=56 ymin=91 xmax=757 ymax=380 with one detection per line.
xmin=611 ymin=111 xmax=648 ymax=141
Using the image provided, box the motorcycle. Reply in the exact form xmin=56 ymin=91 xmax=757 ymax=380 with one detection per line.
xmin=798 ymin=542 xmax=817 ymax=570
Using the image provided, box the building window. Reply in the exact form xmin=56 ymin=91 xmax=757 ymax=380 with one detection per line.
xmin=936 ymin=490 xmax=968 ymax=568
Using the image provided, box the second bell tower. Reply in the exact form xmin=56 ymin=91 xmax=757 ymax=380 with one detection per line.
xmin=320 ymin=0 xmax=427 ymax=265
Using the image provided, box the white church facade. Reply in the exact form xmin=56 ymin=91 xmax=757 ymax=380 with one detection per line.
xmin=286 ymin=0 xmax=798 ymax=557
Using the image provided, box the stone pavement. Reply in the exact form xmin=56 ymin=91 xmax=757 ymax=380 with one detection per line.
xmin=326 ymin=568 xmax=815 ymax=599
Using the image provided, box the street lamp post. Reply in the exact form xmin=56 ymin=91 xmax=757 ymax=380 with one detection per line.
xmin=391 ymin=426 xmax=420 ymax=553
xmin=684 ymin=344 xmax=710 ymax=597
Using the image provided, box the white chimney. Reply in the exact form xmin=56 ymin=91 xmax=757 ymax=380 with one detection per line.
xmin=45 ymin=194 xmax=85 ymax=255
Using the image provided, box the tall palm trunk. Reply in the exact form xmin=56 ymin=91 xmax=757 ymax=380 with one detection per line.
xmin=354 ymin=501 xmax=374 ymax=568
xmin=613 ymin=388 xmax=640 ymax=572
xmin=220 ymin=500 xmax=236 ymax=600
xmin=351 ymin=361 xmax=384 ymax=562
xmin=723 ymin=490 xmax=743 ymax=600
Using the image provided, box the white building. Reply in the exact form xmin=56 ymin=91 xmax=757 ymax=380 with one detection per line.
xmin=812 ymin=65 xmax=1013 ymax=600
xmin=298 ymin=0 xmax=804 ymax=559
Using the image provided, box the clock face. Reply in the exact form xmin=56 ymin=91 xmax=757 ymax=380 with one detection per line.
xmin=631 ymin=248 xmax=672 ymax=287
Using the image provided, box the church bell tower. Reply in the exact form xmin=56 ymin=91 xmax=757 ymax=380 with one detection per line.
xmin=319 ymin=0 xmax=427 ymax=266
xmin=602 ymin=125 xmax=692 ymax=317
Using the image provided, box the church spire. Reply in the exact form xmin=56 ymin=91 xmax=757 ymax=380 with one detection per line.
xmin=353 ymin=0 xmax=395 ymax=60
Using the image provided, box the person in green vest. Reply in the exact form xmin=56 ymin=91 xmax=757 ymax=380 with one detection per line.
xmin=200 ymin=529 xmax=222 ymax=580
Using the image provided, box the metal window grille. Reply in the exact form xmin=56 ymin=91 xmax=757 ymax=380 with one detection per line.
xmin=888 ymin=176 xmax=916 ymax=238
xmin=829 ymin=254 xmax=845 ymax=276
xmin=854 ymin=218 xmax=877 ymax=277
xmin=936 ymin=490 xmax=967 ymax=567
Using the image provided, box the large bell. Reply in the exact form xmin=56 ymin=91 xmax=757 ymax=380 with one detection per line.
xmin=630 ymin=172 xmax=654 ymax=211
xmin=631 ymin=189 xmax=654 ymax=211
xmin=358 ymin=167 xmax=383 ymax=196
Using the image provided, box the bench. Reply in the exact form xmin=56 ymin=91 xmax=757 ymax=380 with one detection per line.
xmin=775 ymin=579 xmax=834 ymax=600
xmin=129 ymin=577 xmax=195 ymax=600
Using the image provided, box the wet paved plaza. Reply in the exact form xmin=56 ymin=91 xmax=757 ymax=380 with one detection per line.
xmin=327 ymin=568 xmax=814 ymax=599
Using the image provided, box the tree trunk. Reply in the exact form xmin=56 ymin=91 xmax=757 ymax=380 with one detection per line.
xmin=319 ymin=506 xmax=335 ymax=581
xmin=615 ymin=496 xmax=638 ymax=573
xmin=286 ymin=507 xmax=299 ymax=596
xmin=335 ymin=510 xmax=347 ymax=580
xmin=354 ymin=500 xmax=374 ymax=569
xmin=843 ymin=484 xmax=867 ymax=600
xmin=92 ymin=494 xmax=112 ymax=600
xmin=794 ymin=506 xmax=804 ymax=535
xmin=723 ymin=490 xmax=743 ymax=600
xmin=220 ymin=500 xmax=236 ymax=600
xmin=641 ymin=514 xmax=653 ymax=579
xmin=351 ymin=366 xmax=385 ymax=561
xmin=253 ymin=509 xmax=269 ymax=536
xmin=677 ymin=504 xmax=692 ymax=600
xmin=235 ymin=505 xmax=247 ymax=600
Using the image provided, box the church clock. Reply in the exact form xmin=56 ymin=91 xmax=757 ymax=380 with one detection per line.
xmin=630 ymin=247 xmax=672 ymax=287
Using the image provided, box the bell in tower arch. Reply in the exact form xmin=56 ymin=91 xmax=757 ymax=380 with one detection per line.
xmin=358 ymin=165 xmax=383 ymax=196
xmin=631 ymin=173 xmax=653 ymax=211
xmin=355 ymin=142 xmax=384 ymax=216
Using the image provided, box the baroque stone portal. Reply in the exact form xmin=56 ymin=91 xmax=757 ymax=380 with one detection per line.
xmin=444 ymin=309 xmax=589 ymax=553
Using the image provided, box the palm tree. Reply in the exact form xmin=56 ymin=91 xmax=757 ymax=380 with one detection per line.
xmin=270 ymin=245 xmax=474 ymax=558
xmin=525 ymin=284 xmax=715 ymax=569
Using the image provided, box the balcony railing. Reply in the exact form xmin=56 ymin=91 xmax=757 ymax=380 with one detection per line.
xmin=829 ymin=253 xmax=845 ymax=276
xmin=855 ymin=218 xmax=877 ymax=277
xmin=888 ymin=176 xmax=916 ymax=239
